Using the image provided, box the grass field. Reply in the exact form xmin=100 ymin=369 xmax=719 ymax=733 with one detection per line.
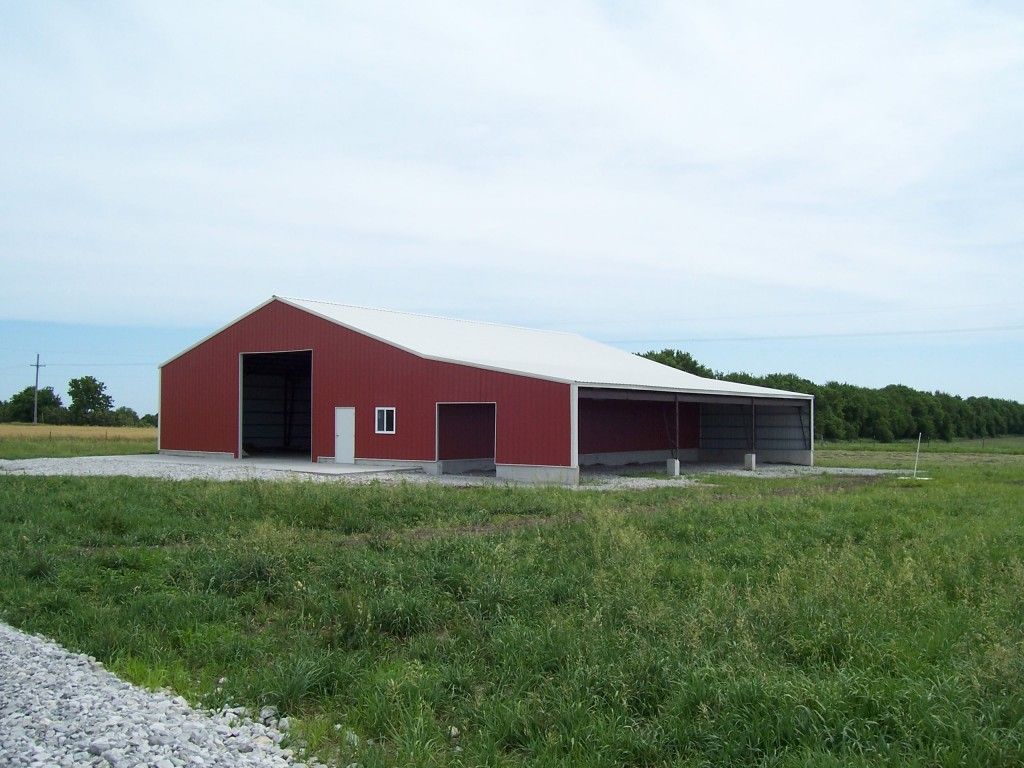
xmin=815 ymin=435 xmax=1024 ymax=470
xmin=0 ymin=423 xmax=157 ymax=459
xmin=818 ymin=435 xmax=1024 ymax=454
xmin=1 ymin=443 xmax=1023 ymax=766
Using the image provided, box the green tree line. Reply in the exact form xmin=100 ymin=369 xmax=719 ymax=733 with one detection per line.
xmin=0 ymin=376 xmax=157 ymax=427
xmin=642 ymin=349 xmax=1024 ymax=442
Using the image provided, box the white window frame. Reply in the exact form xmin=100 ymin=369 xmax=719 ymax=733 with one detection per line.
xmin=375 ymin=406 xmax=396 ymax=435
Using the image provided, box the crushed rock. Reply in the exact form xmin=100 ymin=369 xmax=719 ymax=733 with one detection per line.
xmin=0 ymin=622 xmax=327 ymax=768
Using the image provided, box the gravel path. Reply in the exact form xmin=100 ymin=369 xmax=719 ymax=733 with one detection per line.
xmin=0 ymin=455 xmax=895 ymax=490
xmin=0 ymin=456 xmax=353 ymax=483
xmin=0 ymin=622 xmax=324 ymax=768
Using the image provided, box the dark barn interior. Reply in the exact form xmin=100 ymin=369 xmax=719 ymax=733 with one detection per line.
xmin=437 ymin=403 xmax=496 ymax=472
xmin=577 ymin=397 xmax=699 ymax=458
xmin=241 ymin=351 xmax=312 ymax=458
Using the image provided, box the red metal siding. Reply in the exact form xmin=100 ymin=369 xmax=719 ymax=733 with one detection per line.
xmin=437 ymin=404 xmax=496 ymax=460
xmin=578 ymin=399 xmax=699 ymax=453
xmin=160 ymin=300 xmax=571 ymax=466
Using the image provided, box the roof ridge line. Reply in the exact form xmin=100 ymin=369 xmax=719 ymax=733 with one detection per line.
xmin=276 ymin=295 xmax=580 ymax=337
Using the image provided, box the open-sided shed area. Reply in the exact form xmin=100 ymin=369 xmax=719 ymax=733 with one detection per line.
xmin=577 ymin=390 xmax=812 ymax=467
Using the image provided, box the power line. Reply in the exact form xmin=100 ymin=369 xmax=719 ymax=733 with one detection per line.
xmin=603 ymin=323 xmax=1024 ymax=345
xmin=41 ymin=362 xmax=158 ymax=367
xmin=0 ymin=361 xmax=158 ymax=374
xmin=0 ymin=348 xmax=162 ymax=357
xmin=536 ymin=300 xmax=1022 ymax=329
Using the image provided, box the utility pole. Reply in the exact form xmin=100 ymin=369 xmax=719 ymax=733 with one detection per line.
xmin=30 ymin=354 xmax=46 ymax=424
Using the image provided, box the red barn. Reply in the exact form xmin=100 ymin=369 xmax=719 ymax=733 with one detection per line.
xmin=158 ymin=297 xmax=814 ymax=483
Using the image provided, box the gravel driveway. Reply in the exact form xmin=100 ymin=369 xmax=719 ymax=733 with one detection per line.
xmin=0 ymin=454 xmax=894 ymax=490
xmin=0 ymin=622 xmax=323 ymax=768
xmin=0 ymin=456 xmax=355 ymax=483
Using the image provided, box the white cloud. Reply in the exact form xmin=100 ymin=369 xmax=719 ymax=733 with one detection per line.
xmin=1 ymin=0 xmax=1022 ymax=343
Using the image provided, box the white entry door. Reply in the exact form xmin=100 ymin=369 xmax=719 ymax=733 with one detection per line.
xmin=334 ymin=407 xmax=355 ymax=464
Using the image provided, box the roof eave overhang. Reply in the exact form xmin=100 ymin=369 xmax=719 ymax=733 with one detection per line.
xmin=576 ymin=382 xmax=814 ymax=400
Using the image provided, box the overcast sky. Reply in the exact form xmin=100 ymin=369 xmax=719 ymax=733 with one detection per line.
xmin=2 ymin=1 xmax=1023 ymax=413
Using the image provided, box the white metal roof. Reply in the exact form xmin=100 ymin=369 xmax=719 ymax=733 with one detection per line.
xmin=262 ymin=296 xmax=812 ymax=400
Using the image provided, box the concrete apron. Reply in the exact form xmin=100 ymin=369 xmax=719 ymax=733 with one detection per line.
xmin=142 ymin=453 xmax=419 ymax=476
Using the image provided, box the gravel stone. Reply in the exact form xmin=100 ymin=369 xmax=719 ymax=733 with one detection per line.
xmin=0 ymin=622 xmax=327 ymax=767
xmin=149 ymin=730 xmax=174 ymax=746
xmin=258 ymin=707 xmax=278 ymax=725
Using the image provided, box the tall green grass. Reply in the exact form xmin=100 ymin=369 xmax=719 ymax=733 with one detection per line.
xmin=1 ymin=462 xmax=1022 ymax=767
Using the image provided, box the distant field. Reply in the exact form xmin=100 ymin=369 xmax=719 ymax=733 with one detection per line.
xmin=818 ymin=435 xmax=1024 ymax=454
xmin=1 ymin=449 xmax=1022 ymax=766
xmin=815 ymin=435 xmax=1024 ymax=469
xmin=0 ymin=423 xmax=157 ymax=460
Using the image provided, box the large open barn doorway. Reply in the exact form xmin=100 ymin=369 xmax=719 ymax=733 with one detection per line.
xmin=577 ymin=392 xmax=699 ymax=466
xmin=240 ymin=351 xmax=312 ymax=459
xmin=436 ymin=403 xmax=496 ymax=474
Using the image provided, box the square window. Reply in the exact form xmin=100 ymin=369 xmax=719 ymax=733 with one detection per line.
xmin=375 ymin=407 xmax=396 ymax=434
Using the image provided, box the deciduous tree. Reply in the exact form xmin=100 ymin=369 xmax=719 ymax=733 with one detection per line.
xmin=68 ymin=376 xmax=113 ymax=425
xmin=0 ymin=386 xmax=65 ymax=423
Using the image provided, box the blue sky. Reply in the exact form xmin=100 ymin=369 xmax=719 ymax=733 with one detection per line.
xmin=2 ymin=1 xmax=1023 ymax=413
